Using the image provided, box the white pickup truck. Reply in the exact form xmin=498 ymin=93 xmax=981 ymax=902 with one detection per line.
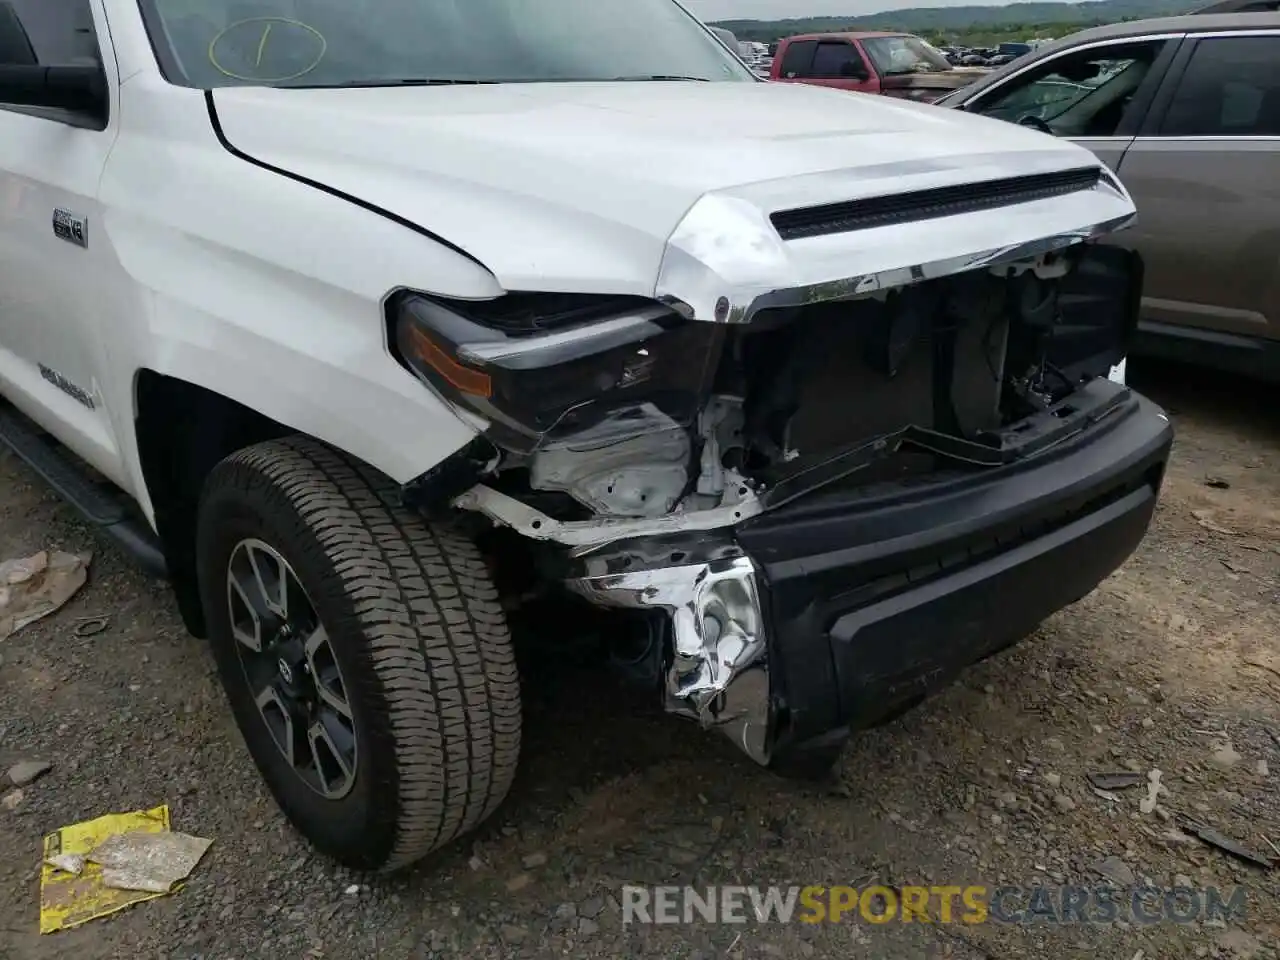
xmin=0 ymin=0 xmax=1169 ymax=873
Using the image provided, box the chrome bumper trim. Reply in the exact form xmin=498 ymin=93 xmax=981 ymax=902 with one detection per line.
xmin=567 ymin=556 xmax=771 ymax=765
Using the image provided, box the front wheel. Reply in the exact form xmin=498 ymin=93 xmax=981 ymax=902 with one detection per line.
xmin=195 ymin=436 xmax=521 ymax=872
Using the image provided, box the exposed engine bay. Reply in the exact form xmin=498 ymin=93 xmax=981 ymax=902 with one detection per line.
xmin=390 ymin=232 xmax=1147 ymax=769
xmin=395 ymin=242 xmax=1139 ymax=543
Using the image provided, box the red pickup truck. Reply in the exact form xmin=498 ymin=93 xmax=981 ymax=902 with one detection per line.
xmin=770 ymin=32 xmax=987 ymax=102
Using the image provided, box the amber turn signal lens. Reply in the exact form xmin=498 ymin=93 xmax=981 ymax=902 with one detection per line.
xmin=403 ymin=324 xmax=492 ymax=399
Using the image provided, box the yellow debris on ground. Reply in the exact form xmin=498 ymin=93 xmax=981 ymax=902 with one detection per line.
xmin=39 ymin=805 xmax=173 ymax=934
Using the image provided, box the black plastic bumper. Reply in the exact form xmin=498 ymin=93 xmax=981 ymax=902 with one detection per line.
xmin=735 ymin=389 xmax=1173 ymax=766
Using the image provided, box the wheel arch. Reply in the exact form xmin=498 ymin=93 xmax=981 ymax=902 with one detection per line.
xmin=135 ymin=370 xmax=292 ymax=636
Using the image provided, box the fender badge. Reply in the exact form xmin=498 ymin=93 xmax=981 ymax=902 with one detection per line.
xmin=52 ymin=209 xmax=87 ymax=248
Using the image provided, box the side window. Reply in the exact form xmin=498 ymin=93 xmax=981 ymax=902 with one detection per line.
xmin=779 ymin=39 xmax=816 ymax=78
xmin=808 ymin=41 xmax=865 ymax=79
xmin=0 ymin=0 xmax=100 ymax=66
xmin=972 ymin=40 xmax=1166 ymax=137
xmin=1159 ymin=36 xmax=1280 ymax=137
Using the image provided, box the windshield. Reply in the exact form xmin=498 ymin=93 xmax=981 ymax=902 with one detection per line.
xmin=861 ymin=36 xmax=952 ymax=76
xmin=137 ymin=0 xmax=755 ymax=88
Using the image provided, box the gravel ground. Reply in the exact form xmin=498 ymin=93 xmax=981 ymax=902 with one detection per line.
xmin=1 ymin=359 xmax=1277 ymax=960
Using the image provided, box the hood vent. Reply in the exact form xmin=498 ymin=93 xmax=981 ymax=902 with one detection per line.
xmin=771 ymin=167 xmax=1103 ymax=241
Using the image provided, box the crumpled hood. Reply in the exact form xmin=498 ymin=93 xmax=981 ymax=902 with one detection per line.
xmin=210 ymin=80 xmax=1109 ymax=294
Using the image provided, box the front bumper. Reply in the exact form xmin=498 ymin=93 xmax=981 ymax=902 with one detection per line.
xmin=569 ymin=387 xmax=1172 ymax=767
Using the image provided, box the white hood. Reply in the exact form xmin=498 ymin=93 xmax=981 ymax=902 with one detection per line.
xmin=210 ymin=80 xmax=1112 ymax=294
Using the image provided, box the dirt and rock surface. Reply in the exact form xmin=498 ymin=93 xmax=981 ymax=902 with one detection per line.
xmin=1 ymin=359 xmax=1277 ymax=960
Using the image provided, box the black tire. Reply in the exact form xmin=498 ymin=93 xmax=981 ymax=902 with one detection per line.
xmin=195 ymin=436 xmax=521 ymax=872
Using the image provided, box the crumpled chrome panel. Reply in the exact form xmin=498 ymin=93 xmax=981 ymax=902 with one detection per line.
xmin=655 ymin=156 xmax=1136 ymax=326
xmin=567 ymin=556 xmax=771 ymax=765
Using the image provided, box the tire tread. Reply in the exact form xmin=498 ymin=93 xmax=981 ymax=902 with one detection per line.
xmin=211 ymin=437 xmax=520 ymax=871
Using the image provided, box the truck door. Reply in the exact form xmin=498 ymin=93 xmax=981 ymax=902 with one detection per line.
xmin=0 ymin=0 xmax=126 ymax=484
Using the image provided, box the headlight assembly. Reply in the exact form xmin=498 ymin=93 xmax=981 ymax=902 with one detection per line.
xmin=390 ymin=291 xmax=720 ymax=455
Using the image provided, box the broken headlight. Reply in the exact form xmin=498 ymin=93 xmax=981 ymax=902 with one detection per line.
xmin=390 ymin=292 xmax=721 ymax=455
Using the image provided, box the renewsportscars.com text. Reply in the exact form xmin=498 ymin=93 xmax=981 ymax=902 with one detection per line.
xmin=621 ymin=884 xmax=1247 ymax=926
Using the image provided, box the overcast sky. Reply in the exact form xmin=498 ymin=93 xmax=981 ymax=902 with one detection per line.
xmin=684 ymin=0 xmax=1044 ymax=19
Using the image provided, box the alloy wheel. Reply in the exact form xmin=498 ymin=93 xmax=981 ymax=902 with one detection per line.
xmin=225 ymin=538 xmax=357 ymax=799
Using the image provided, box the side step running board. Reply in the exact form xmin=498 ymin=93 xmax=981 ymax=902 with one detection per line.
xmin=0 ymin=404 xmax=168 ymax=578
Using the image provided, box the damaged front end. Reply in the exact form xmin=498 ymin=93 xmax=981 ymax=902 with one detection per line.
xmin=390 ymin=163 xmax=1150 ymax=767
